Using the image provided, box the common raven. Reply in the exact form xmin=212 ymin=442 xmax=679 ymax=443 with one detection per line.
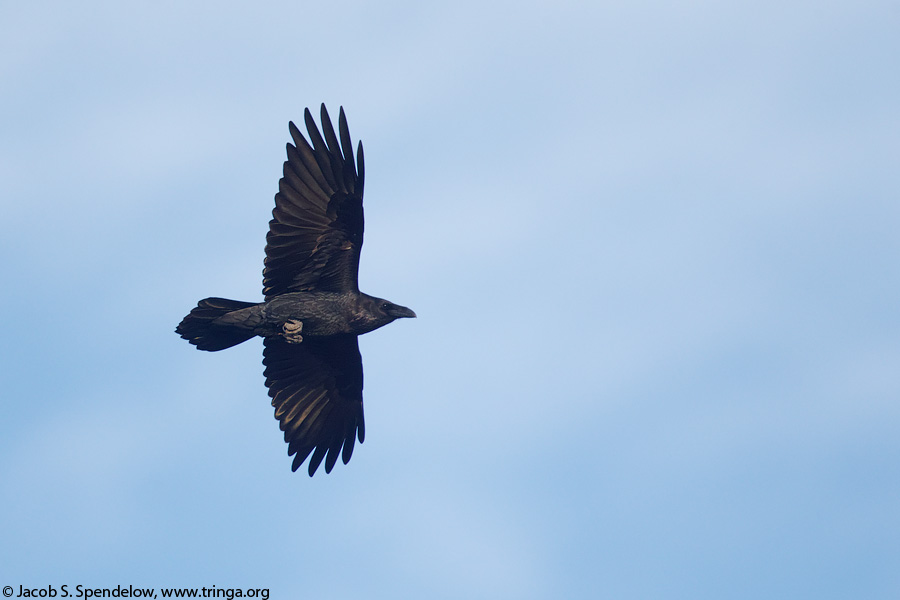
xmin=176 ymin=105 xmax=415 ymax=476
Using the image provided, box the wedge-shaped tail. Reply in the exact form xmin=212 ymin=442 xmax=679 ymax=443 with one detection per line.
xmin=176 ymin=297 xmax=260 ymax=351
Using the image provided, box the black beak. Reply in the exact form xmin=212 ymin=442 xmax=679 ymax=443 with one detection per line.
xmin=390 ymin=305 xmax=417 ymax=319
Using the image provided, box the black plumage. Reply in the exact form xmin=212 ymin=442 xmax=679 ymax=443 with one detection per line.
xmin=176 ymin=105 xmax=415 ymax=476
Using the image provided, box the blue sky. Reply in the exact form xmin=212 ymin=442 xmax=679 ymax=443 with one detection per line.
xmin=2 ymin=1 xmax=899 ymax=598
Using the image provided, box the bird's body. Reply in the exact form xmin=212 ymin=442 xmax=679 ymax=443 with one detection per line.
xmin=176 ymin=105 xmax=414 ymax=476
xmin=192 ymin=292 xmax=413 ymax=341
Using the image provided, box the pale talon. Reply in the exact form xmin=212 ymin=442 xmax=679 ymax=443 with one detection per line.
xmin=283 ymin=319 xmax=304 ymax=343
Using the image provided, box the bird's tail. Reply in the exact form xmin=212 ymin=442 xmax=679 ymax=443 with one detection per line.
xmin=176 ymin=297 xmax=261 ymax=351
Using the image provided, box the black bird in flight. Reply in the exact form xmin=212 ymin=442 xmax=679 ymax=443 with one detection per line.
xmin=176 ymin=105 xmax=415 ymax=476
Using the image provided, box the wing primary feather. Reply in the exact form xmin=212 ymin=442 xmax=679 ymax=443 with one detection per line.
xmin=338 ymin=107 xmax=356 ymax=179
xmin=319 ymin=105 xmax=341 ymax=158
xmin=308 ymin=444 xmax=329 ymax=476
xmin=304 ymin=108 xmax=338 ymax=191
xmin=319 ymin=104 xmax=348 ymax=193
xmin=302 ymin=107 xmax=322 ymax=152
xmin=357 ymin=142 xmax=365 ymax=193
xmin=291 ymin=446 xmax=314 ymax=472
xmin=320 ymin=105 xmax=354 ymax=192
xmin=290 ymin=121 xmax=333 ymax=194
xmin=324 ymin=436 xmax=342 ymax=473
xmin=342 ymin=430 xmax=356 ymax=464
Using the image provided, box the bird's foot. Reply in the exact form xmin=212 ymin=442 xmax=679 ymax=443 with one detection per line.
xmin=282 ymin=319 xmax=304 ymax=343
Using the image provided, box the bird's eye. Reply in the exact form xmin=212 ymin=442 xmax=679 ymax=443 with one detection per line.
xmin=381 ymin=302 xmax=391 ymax=311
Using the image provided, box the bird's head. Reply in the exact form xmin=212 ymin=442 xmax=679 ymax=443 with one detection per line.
xmin=355 ymin=294 xmax=416 ymax=333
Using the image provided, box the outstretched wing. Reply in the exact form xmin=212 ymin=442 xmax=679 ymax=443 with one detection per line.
xmin=263 ymin=335 xmax=365 ymax=476
xmin=263 ymin=104 xmax=365 ymax=299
